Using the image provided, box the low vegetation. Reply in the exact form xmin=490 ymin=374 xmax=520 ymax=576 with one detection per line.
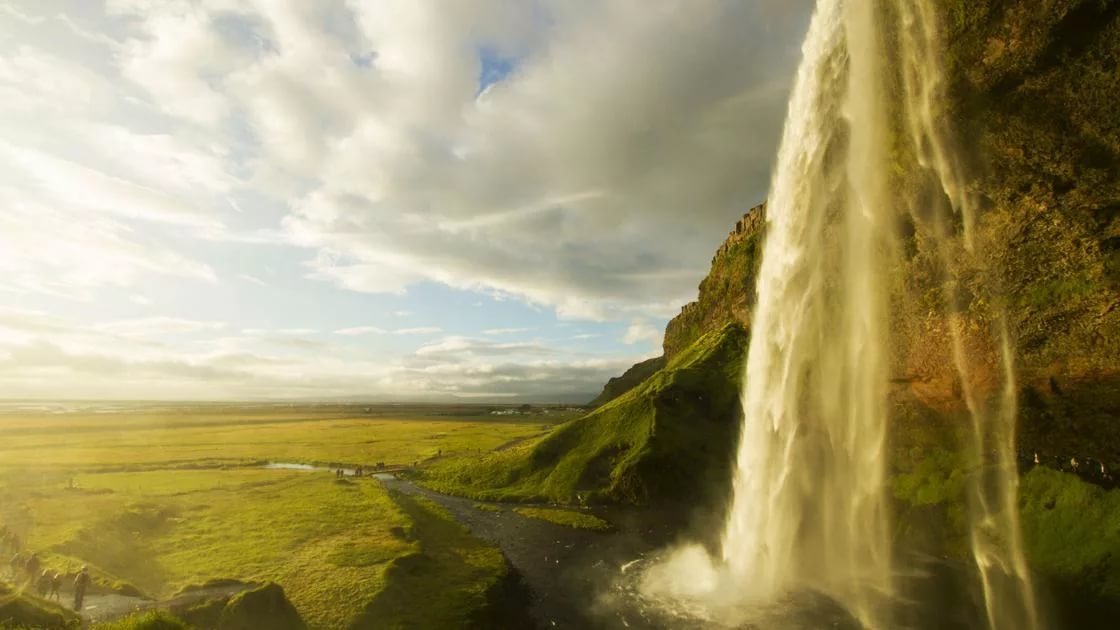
xmin=511 ymin=507 xmax=613 ymax=532
xmin=96 ymin=611 xmax=189 ymax=630
xmin=0 ymin=580 xmax=79 ymax=629
xmin=0 ymin=406 xmax=558 ymax=472
xmin=353 ymin=492 xmax=528 ymax=629
xmin=0 ymin=405 xmax=557 ymax=628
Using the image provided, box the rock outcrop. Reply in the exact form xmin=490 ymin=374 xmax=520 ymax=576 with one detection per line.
xmin=663 ymin=202 xmax=766 ymax=359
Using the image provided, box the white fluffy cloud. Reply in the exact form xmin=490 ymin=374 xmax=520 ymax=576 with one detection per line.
xmin=83 ymin=0 xmax=807 ymax=316
xmin=622 ymin=318 xmax=662 ymax=345
xmin=0 ymin=1 xmax=813 ymax=399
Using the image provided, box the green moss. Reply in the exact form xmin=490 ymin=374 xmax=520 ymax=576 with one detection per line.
xmin=94 ymin=611 xmax=189 ymax=630
xmin=664 ymin=228 xmax=762 ymax=358
xmin=511 ymin=507 xmax=613 ymax=532
xmin=1014 ymin=271 xmax=1097 ymax=309
xmin=1019 ymin=467 xmax=1120 ymax=600
xmin=219 ymin=583 xmax=304 ymax=630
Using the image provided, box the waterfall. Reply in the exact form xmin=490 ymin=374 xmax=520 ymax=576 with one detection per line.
xmin=640 ymin=1 xmax=1040 ymax=628
xmin=894 ymin=2 xmax=1041 ymax=628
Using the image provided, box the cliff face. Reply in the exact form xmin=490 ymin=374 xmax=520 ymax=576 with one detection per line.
xmin=662 ymin=202 xmax=766 ymax=359
xmin=890 ymin=0 xmax=1120 ymax=463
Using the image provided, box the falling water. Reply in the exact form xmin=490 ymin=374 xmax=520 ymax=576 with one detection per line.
xmin=894 ymin=2 xmax=1040 ymax=628
xmin=640 ymin=0 xmax=1039 ymax=628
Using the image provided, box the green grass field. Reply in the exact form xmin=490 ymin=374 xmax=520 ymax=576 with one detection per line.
xmin=0 ymin=403 xmax=569 ymax=628
xmin=511 ymin=507 xmax=613 ymax=531
xmin=0 ymin=405 xmax=558 ymax=472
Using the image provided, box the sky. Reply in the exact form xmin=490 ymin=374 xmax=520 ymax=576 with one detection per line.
xmin=0 ymin=0 xmax=813 ymax=401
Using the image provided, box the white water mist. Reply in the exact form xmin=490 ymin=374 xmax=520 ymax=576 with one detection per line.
xmin=640 ymin=1 xmax=1040 ymax=628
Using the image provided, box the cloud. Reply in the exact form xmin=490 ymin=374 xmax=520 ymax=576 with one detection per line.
xmin=334 ymin=326 xmax=386 ymax=336
xmin=94 ymin=317 xmax=227 ymax=337
xmin=242 ymin=328 xmax=318 ymax=336
xmin=394 ymin=327 xmax=443 ymax=336
xmin=0 ymin=1 xmax=815 ymax=400
xmin=0 ymin=310 xmax=633 ymax=401
xmin=237 ymin=273 xmax=268 ymax=286
xmin=413 ymin=336 xmax=554 ymax=360
xmin=272 ymin=0 xmax=813 ymax=319
xmin=622 ymin=318 xmax=662 ymax=345
xmin=70 ymin=0 xmax=810 ymax=319
xmin=0 ymin=189 xmax=217 ymax=298
xmin=482 ymin=327 xmax=531 ymax=336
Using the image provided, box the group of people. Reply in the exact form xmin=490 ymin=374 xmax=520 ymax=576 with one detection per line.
xmin=2 ymin=524 xmax=92 ymax=611
xmin=1019 ymin=450 xmax=1116 ymax=488
xmin=333 ymin=462 xmax=388 ymax=478
xmin=0 ymin=528 xmax=20 ymax=555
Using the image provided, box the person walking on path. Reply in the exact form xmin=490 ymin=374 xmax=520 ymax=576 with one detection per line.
xmin=73 ymin=566 xmax=90 ymax=611
xmin=24 ymin=552 xmax=41 ymax=586
xmin=48 ymin=571 xmax=62 ymax=601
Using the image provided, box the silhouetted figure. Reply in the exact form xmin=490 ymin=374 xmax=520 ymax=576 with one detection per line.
xmin=8 ymin=552 xmax=22 ymax=580
xmin=73 ymin=566 xmax=90 ymax=611
xmin=24 ymin=552 xmax=41 ymax=585
xmin=1048 ymin=376 xmax=1063 ymax=396
xmin=37 ymin=569 xmax=52 ymax=596
xmin=48 ymin=571 xmax=62 ymax=601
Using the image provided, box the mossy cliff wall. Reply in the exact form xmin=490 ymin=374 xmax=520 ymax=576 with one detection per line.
xmin=662 ymin=202 xmax=766 ymax=360
xmin=887 ymin=0 xmax=1120 ymax=465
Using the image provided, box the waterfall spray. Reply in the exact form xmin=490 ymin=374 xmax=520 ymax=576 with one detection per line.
xmin=640 ymin=1 xmax=1040 ymax=628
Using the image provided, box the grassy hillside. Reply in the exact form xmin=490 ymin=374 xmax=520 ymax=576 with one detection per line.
xmin=417 ymin=323 xmax=747 ymax=507
xmin=888 ymin=398 xmax=1120 ymax=626
xmin=0 ymin=581 xmax=78 ymax=629
xmin=352 ymin=491 xmax=530 ymax=629
xmin=587 ymin=355 xmax=666 ymax=409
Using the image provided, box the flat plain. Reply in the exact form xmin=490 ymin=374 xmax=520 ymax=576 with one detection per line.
xmin=0 ymin=402 xmax=573 ymax=628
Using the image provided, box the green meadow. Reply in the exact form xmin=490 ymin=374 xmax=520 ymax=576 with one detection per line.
xmin=0 ymin=403 xmax=570 ymax=628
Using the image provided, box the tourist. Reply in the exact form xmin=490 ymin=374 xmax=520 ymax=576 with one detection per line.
xmin=37 ymin=568 xmax=52 ymax=597
xmin=48 ymin=571 xmax=62 ymax=601
xmin=24 ymin=552 xmax=41 ymax=585
xmin=7 ymin=552 xmax=22 ymax=580
xmin=73 ymin=566 xmax=90 ymax=611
